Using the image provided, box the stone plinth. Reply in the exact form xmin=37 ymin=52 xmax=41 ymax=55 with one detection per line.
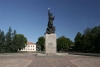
xmin=45 ymin=33 xmax=56 ymax=54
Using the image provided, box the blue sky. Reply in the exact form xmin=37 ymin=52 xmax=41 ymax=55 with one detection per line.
xmin=0 ymin=0 xmax=100 ymax=43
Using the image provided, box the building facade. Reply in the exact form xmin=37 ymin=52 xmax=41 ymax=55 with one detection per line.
xmin=21 ymin=42 xmax=36 ymax=51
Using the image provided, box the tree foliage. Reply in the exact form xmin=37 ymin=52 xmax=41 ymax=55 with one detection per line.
xmin=36 ymin=36 xmax=72 ymax=52
xmin=0 ymin=27 xmax=27 ymax=53
xmin=0 ymin=30 xmax=5 ymax=52
xmin=5 ymin=27 xmax=12 ymax=52
xmin=57 ymin=36 xmax=72 ymax=52
xmin=74 ymin=32 xmax=82 ymax=51
xmin=74 ymin=25 xmax=100 ymax=53
xmin=36 ymin=25 xmax=100 ymax=53
xmin=36 ymin=36 xmax=45 ymax=51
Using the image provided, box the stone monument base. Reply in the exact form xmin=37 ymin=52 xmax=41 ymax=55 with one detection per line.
xmin=37 ymin=53 xmax=68 ymax=56
xmin=45 ymin=33 xmax=56 ymax=54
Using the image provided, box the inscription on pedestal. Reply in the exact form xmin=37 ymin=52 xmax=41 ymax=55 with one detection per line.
xmin=48 ymin=43 xmax=53 ymax=53
xmin=48 ymin=43 xmax=53 ymax=47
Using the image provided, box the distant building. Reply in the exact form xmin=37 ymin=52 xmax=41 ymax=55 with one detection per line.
xmin=21 ymin=42 xmax=36 ymax=51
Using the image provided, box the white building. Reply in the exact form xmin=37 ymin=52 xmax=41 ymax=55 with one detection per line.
xmin=21 ymin=42 xmax=36 ymax=51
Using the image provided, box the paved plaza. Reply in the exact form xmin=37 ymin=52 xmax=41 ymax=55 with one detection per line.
xmin=0 ymin=53 xmax=100 ymax=67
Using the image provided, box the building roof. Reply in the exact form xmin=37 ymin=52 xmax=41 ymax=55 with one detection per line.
xmin=27 ymin=42 xmax=34 ymax=45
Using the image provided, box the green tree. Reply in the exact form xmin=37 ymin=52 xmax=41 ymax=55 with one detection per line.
xmin=84 ymin=27 xmax=91 ymax=35
xmin=96 ymin=26 xmax=100 ymax=52
xmin=0 ymin=27 xmax=28 ymax=53
xmin=57 ymin=36 xmax=72 ymax=52
xmin=91 ymin=26 xmax=100 ymax=52
xmin=74 ymin=25 xmax=100 ymax=53
xmin=13 ymin=34 xmax=27 ymax=51
xmin=82 ymin=26 xmax=100 ymax=52
xmin=0 ymin=30 xmax=5 ymax=52
xmin=36 ymin=36 xmax=45 ymax=51
xmin=82 ymin=34 xmax=92 ymax=52
xmin=12 ymin=30 xmax=16 ymax=38
xmin=5 ymin=27 xmax=12 ymax=52
xmin=74 ymin=32 xmax=82 ymax=51
xmin=0 ymin=29 xmax=2 ymax=52
xmin=11 ymin=30 xmax=17 ymax=52
xmin=70 ymin=41 xmax=75 ymax=51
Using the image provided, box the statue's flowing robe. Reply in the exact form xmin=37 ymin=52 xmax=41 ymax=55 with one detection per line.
xmin=48 ymin=10 xmax=54 ymax=28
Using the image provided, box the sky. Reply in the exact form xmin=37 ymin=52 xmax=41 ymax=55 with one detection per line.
xmin=0 ymin=0 xmax=100 ymax=43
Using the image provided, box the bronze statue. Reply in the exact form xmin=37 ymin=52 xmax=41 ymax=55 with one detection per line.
xmin=45 ymin=8 xmax=56 ymax=34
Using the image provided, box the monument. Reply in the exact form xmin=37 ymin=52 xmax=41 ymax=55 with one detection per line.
xmin=44 ymin=8 xmax=57 ymax=54
xmin=37 ymin=8 xmax=67 ymax=56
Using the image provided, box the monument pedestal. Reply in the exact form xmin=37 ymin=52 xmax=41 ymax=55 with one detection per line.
xmin=45 ymin=33 xmax=57 ymax=54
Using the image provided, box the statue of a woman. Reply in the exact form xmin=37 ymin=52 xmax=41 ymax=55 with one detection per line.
xmin=45 ymin=8 xmax=55 ymax=34
xmin=48 ymin=8 xmax=54 ymax=28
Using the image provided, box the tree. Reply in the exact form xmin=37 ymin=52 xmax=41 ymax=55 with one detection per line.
xmin=11 ymin=30 xmax=17 ymax=52
xmin=91 ymin=26 xmax=100 ymax=52
xmin=0 ymin=29 xmax=2 ymax=52
xmin=84 ymin=27 xmax=91 ymax=35
xmin=0 ymin=30 xmax=5 ymax=52
xmin=12 ymin=30 xmax=16 ymax=38
xmin=74 ymin=25 xmax=100 ymax=53
xmin=12 ymin=34 xmax=27 ymax=51
xmin=5 ymin=27 xmax=12 ymax=52
xmin=57 ymin=36 xmax=72 ymax=52
xmin=74 ymin=32 xmax=82 ymax=51
xmin=36 ymin=36 xmax=45 ymax=51
xmin=0 ymin=27 xmax=28 ymax=53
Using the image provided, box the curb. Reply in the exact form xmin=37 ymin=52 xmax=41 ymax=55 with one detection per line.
xmin=68 ymin=52 xmax=100 ymax=57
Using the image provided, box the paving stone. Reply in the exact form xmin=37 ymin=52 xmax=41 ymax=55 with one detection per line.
xmin=0 ymin=58 xmax=32 ymax=67
xmin=0 ymin=53 xmax=100 ymax=67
